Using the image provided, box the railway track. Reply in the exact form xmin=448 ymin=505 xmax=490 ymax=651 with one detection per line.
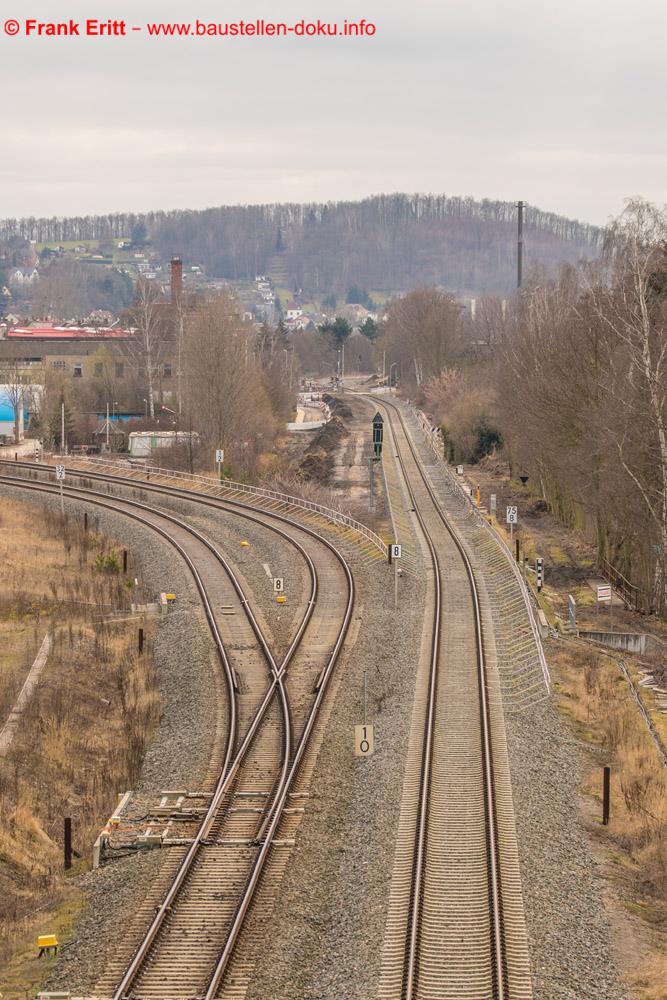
xmin=0 ymin=470 xmax=354 ymax=999
xmin=371 ymin=399 xmax=533 ymax=1000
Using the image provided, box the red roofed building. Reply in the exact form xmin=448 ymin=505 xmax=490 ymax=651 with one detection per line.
xmin=7 ymin=326 xmax=132 ymax=340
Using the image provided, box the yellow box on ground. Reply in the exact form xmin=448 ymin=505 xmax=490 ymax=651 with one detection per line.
xmin=37 ymin=934 xmax=58 ymax=948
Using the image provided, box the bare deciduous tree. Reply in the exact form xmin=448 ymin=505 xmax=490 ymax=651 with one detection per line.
xmin=0 ymin=359 xmax=32 ymax=443
xmin=124 ymin=279 xmax=165 ymax=420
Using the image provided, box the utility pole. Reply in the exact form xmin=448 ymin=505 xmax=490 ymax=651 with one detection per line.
xmin=106 ymin=403 xmax=110 ymax=450
xmin=517 ymin=199 xmax=524 ymax=289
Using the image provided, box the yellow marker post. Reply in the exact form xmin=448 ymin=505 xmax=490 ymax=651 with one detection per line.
xmin=276 ymin=595 xmax=287 ymax=604
xmin=240 ymin=540 xmax=250 ymax=548
xmin=475 ymin=485 xmax=481 ymax=507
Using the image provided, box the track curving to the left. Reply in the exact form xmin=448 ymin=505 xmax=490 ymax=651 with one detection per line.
xmin=0 ymin=470 xmax=354 ymax=1000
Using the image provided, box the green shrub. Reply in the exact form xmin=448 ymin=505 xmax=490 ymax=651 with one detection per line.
xmin=94 ymin=551 xmax=121 ymax=574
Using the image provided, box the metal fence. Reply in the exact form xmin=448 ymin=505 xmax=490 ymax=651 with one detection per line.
xmin=54 ymin=455 xmax=389 ymax=558
xmin=410 ymin=405 xmax=551 ymax=692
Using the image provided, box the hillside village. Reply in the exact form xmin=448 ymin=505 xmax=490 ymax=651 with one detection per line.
xmin=0 ymin=230 xmax=385 ymax=457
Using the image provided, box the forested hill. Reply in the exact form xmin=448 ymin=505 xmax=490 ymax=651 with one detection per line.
xmin=0 ymin=194 xmax=602 ymax=295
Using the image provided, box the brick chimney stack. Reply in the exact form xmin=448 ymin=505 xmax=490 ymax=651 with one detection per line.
xmin=170 ymin=256 xmax=183 ymax=305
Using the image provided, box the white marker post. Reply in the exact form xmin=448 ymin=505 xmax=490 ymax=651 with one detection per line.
xmin=55 ymin=464 xmax=66 ymax=517
xmin=355 ymin=673 xmax=375 ymax=757
xmin=391 ymin=543 xmax=402 ymax=609
xmin=215 ymin=448 xmax=224 ymax=480
xmin=597 ymin=583 xmax=612 ymax=631
xmin=506 ymin=505 xmax=518 ymax=544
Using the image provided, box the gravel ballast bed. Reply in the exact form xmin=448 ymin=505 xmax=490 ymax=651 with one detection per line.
xmin=244 ymin=546 xmax=426 ymax=1000
xmin=401 ymin=409 xmax=629 ymax=1000
xmin=7 ymin=442 xmax=626 ymax=1000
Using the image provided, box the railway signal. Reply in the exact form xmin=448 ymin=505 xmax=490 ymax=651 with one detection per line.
xmin=372 ymin=412 xmax=384 ymax=459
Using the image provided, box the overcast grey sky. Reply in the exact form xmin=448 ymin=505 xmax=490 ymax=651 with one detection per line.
xmin=1 ymin=0 xmax=665 ymax=225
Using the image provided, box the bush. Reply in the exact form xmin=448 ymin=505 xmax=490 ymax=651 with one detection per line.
xmin=471 ymin=420 xmax=503 ymax=463
xmin=94 ymin=551 xmax=121 ymax=574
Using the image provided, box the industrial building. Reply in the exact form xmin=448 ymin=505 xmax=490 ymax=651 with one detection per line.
xmin=0 ymin=385 xmax=26 ymax=442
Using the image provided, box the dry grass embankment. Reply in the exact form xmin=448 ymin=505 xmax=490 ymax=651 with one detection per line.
xmin=0 ymin=500 xmax=159 ymax=995
xmin=553 ymin=644 xmax=667 ymax=999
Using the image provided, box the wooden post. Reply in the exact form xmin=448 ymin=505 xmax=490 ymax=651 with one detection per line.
xmin=602 ymin=766 xmax=611 ymax=825
xmin=138 ymin=628 xmax=144 ymax=654
xmin=122 ymin=549 xmax=128 ymax=574
xmin=515 ymin=538 xmax=520 ymax=563
xmin=64 ymin=817 xmax=72 ymax=870
xmin=84 ymin=511 xmax=88 ymax=532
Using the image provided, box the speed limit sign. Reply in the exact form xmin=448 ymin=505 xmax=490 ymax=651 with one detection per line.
xmin=55 ymin=465 xmax=66 ymax=481
xmin=273 ymin=578 xmax=284 ymax=593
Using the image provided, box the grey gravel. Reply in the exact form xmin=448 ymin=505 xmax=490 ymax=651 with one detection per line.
xmin=3 ymin=413 xmax=630 ymax=1000
xmin=0 ymin=483 xmax=219 ymax=992
xmin=245 ymin=535 xmax=426 ymax=1000
xmin=505 ymin=696 xmax=629 ymax=1000
xmin=401 ymin=408 xmax=629 ymax=1000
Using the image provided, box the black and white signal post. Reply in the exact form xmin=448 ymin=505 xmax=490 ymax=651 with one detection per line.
xmin=55 ymin=464 xmax=66 ymax=517
xmin=389 ymin=542 xmax=402 ymax=609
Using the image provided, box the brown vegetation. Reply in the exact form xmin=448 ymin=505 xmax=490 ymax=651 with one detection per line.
xmin=0 ymin=500 xmax=159 ymax=985
xmin=553 ymin=644 xmax=667 ymax=998
xmin=494 ymin=200 xmax=667 ymax=614
xmin=1 ymin=195 xmax=601 ymax=295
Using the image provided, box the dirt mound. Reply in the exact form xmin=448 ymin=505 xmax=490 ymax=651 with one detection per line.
xmin=323 ymin=394 xmax=353 ymax=420
xmin=299 ymin=416 xmax=349 ymax=483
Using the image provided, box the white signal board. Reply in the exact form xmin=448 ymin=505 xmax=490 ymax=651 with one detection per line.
xmin=354 ymin=723 xmax=375 ymax=757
